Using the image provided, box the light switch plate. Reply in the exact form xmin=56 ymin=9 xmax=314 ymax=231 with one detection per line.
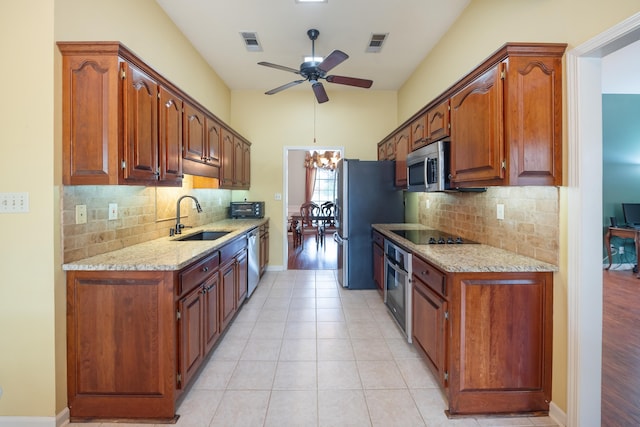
xmin=275 ymin=193 xmax=282 ymax=201
xmin=76 ymin=205 xmax=87 ymax=224
xmin=0 ymin=192 xmax=29 ymax=213
xmin=496 ymin=204 xmax=505 ymax=220
xmin=108 ymin=203 xmax=118 ymax=220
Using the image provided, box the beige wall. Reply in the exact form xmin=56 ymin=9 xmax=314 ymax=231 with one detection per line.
xmin=0 ymin=0 xmax=58 ymax=417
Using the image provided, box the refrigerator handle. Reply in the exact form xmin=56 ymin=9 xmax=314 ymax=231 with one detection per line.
xmin=334 ymin=233 xmax=343 ymax=244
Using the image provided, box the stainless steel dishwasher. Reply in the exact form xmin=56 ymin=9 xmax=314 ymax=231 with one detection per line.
xmin=247 ymin=227 xmax=260 ymax=297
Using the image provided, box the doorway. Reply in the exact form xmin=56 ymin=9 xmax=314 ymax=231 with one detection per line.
xmin=283 ymin=146 xmax=343 ymax=270
xmin=567 ymin=12 xmax=640 ymax=426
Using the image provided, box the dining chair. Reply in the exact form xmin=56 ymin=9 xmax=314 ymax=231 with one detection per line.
xmin=300 ymin=201 xmax=322 ymax=249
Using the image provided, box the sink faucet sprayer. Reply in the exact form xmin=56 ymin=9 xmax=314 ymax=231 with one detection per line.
xmin=174 ymin=195 xmax=203 ymax=235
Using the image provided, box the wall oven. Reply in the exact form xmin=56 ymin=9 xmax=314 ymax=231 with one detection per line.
xmin=384 ymin=239 xmax=412 ymax=343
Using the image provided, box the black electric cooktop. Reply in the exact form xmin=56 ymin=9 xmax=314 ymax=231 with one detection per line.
xmin=391 ymin=229 xmax=478 ymax=245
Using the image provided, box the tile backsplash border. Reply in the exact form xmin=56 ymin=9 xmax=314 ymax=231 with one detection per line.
xmin=62 ymin=176 xmax=232 ymax=263
xmin=415 ymin=186 xmax=559 ymax=265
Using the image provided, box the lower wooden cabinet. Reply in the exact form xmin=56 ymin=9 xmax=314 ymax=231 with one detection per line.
xmin=410 ymin=254 xmax=553 ymax=416
xmin=66 ymin=233 xmax=251 ymax=422
xmin=66 ymin=270 xmax=177 ymax=421
xmin=259 ymin=223 xmax=269 ymax=277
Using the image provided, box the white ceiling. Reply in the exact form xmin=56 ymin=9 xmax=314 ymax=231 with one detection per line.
xmin=155 ymin=0 xmax=470 ymax=96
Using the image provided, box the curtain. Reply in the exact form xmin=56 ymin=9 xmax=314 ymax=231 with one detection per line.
xmin=305 ymin=166 xmax=317 ymax=203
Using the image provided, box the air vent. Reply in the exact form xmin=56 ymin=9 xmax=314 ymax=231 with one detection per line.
xmin=366 ymin=33 xmax=388 ymax=53
xmin=240 ymin=32 xmax=262 ymax=52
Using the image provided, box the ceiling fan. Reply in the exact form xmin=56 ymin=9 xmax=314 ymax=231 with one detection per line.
xmin=258 ymin=29 xmax=374 ymax=104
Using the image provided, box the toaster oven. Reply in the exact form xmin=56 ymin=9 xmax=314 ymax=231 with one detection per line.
xmin=230 ymin=201 xmax=265 ymax=219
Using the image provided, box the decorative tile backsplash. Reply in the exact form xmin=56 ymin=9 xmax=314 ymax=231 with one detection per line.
xmin=62 ymin=176 xmax=232 ymax=263
xmin=416 ymin=186 xmax=559 ymax=265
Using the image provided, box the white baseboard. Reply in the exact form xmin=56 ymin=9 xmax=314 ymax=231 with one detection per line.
xmin=549 ymin=401 xmax=567 ymax=426
xmin=0 ymin=407 xmax=69 ymax=427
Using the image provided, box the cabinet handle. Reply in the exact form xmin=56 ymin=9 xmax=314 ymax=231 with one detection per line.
xmin=202 ymin=266 xmax=209 ymax=272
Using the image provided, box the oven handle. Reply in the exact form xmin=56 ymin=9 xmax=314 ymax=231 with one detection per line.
xmin=385 ymin=258 xmax=408 ymax=276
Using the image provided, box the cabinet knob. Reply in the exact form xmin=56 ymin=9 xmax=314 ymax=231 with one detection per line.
xmin=202 ymin=266 xmax=209 ymax=272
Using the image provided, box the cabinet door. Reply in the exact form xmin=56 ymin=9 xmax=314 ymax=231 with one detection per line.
xmin=183 ymin=102 xmax=206 ymax=163
xmin=234 ymin=138 xmax=244 ymax=186
xmin=504 ymin=55 xmax=563 ymax=185
xmin=220 ymin=259 xmax=236 ymax=330
xmin=412 ymin=278 xmax=448 ymax=387
xmin=450 ymin=63 xmax=504 ymax=186
xmin=410 ymin=114 xmax=427 ymax=151
xmin=427 ymin=99 xmax=450 ymax=143
xmin=372 ymin=243 xmax=384 ymax=294
xmin=123 ymin=63 xmax=159 ymax=183
xmin=203 ymin=275 xmax=220 ymax=355
xmin=394 ymin=127 xmax=409 ymax=188
xmin=205 ymin=116 xmax=222 ymax=167
xmin=177 ymin=286 xmax=204 ymax=389
xmin=259 ymin=225 xmax=269 ymax=277
xmin=377 ymin=142 xmax=386 ymax=160
xmin=236 ymin=249 xmax=248 ymax=306
xmin=60 ymin=53 xmax=120 ymax=185
xmin=220 ymin=129 xmax=235 ymax=187
xmin=242 ymin=141 xmax=251 ymax=188
xmin=158 ymin=86 xmax=183 ymax=185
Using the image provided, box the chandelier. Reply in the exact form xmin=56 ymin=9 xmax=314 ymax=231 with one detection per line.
xmin=304 ymin=150 xmax=341 ymax=170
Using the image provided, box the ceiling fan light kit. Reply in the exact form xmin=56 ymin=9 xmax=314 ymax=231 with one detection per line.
xmin=258 ymin=28 xmax=373 ymax=103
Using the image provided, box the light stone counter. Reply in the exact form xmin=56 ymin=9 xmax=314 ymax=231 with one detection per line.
xmin=62 ymin=218 xmax=268 ymax=271
xmin=373 ymin=223 xmax=558 ymax=273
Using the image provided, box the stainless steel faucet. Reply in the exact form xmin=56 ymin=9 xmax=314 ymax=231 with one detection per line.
xmin=175 ymin=195 xmax=203 ymax=234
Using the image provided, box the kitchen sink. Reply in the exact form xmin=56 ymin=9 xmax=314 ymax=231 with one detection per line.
xmin=174 ymin=230 xmax=231 ymax=241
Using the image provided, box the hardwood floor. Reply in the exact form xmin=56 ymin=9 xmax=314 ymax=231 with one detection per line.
xmin=287 ymin=230 xmax=338 ymax=270
xmin=602 ymin=269 xmax=640 ymax=426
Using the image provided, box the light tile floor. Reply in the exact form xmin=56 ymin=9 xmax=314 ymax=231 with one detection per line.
xmin=68 ymin=270 xmax=560 ymax=427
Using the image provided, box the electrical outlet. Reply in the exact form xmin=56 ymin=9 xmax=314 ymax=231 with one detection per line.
xmin=425 ymin=199 xmax=430 ymax=209
xmin=75 ymin=205 xmax=87 ymax=224
xmin=275 ymin=193 xmax=282 ymax=201
xmin=496 ymin=204 xmax=505 ymax=220
xmin=108 ymin=203 xmax=118 ymax=220
xmin=619 ymin=246 xmax=625 ymax=254
xmin=218 ymin=197 xmax=222 ymax=206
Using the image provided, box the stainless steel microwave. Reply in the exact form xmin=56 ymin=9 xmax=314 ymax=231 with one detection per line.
xmin=230 ymin=201 xmax=265 ymax=218
xmin=406 ymin=139 xmax=451 ymax=192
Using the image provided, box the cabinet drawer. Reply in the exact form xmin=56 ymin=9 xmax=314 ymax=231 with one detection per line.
xmin=179 ymin=251 xmax=220 ymax=296
xmin=220 ymin=236 xmax=248 ymax=264
xmin=412 ymin=256 xmax=447 ymax=298
xmin=372 ymin=230 xmax=384 ymax=247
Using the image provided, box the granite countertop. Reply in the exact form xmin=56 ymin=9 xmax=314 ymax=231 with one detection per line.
xmin=372 ymin=223 xmax=558 ymax=273
xmin=63 ymin=218 xmax=268 ymax=272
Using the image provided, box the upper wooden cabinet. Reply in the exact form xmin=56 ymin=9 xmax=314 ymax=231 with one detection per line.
xmin=450 ymin=64 xmax=504 ymax=185
xmin=182 ymin=102 xmax=221 ymax=178
xmin=377 ymin=42 xmax=566 ymax=189
xmin=58 ymin=41 xmax=251 ymax=186
xmin=450 ymin=44 xmax=565 ymax=187
xmin=394 ymin=127 xmax=410 ymax=188
xmin=426 ymin=99 xmax=450 ymax=144
xmin=220 ymin=129 xmax=251 ymax=190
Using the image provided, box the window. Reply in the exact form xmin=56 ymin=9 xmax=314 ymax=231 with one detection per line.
xmin=311 ymin=168 xmax=336 ymax=204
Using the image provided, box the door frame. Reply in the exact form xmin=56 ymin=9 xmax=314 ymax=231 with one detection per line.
xmin=282 ymin=145 xmax=344 ymax=269
xmin=566 ymin=12 xmax=640 ymax=426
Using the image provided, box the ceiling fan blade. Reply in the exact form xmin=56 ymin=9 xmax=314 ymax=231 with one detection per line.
xmin=258 ymin=61 xmax=301 ymax=75
xmin=326 ymin=75 xmax=373 ymax=89
xmin=312 ymin=81 xmax=329 ymax=103
xmin=265 ymin=79 xmax=305 ymax=95
xmin=317 ymin=50 xmax=349 ymax=73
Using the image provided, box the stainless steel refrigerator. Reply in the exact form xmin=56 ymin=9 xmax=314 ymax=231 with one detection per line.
xmin=334 ymin=159 xmax=404 ymax=289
